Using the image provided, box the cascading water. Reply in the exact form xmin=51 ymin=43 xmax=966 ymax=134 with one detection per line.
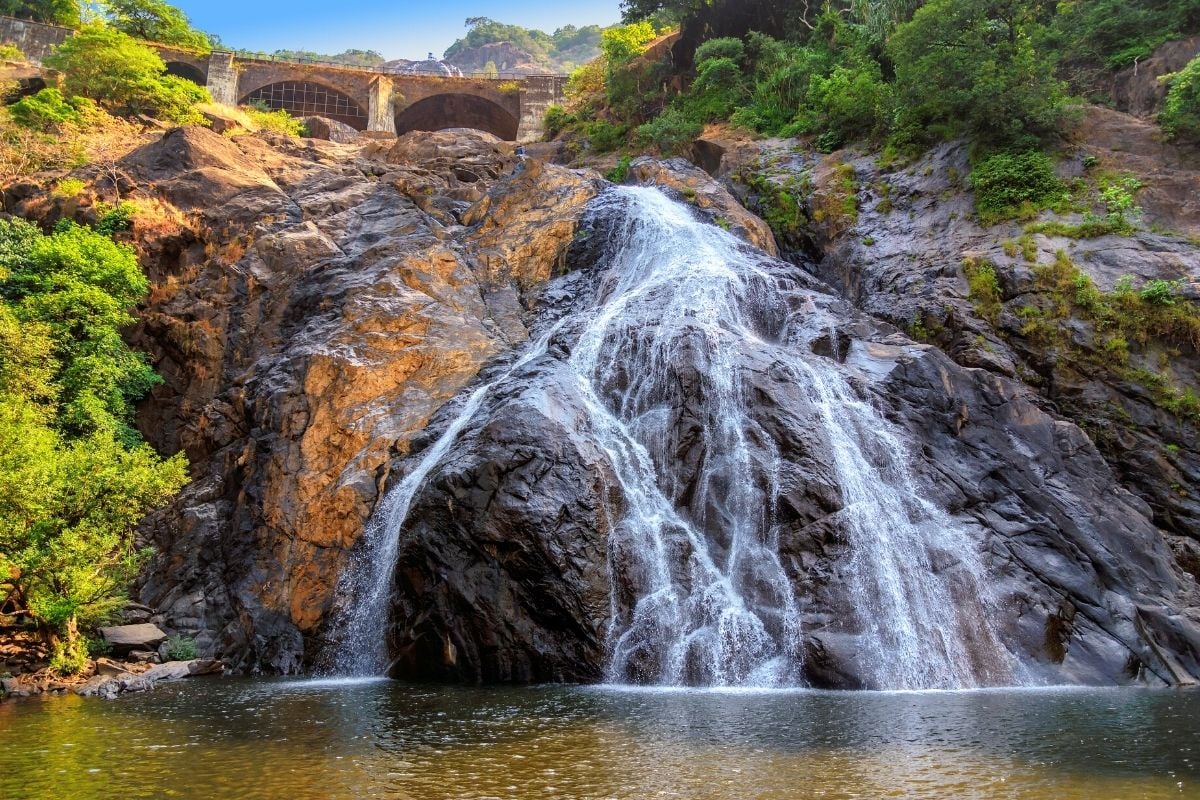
xmin=331 ymin=185 xmax=1018 ymax=689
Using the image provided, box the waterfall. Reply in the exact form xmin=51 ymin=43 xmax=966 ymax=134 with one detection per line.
xmin=331 ymin=185 xmax=1017 ymax=689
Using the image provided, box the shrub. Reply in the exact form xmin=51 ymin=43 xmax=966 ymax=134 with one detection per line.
xmin=1160 ymin=56 xmax=1200 ymax=142
xmin=53 ymin=178 xmax=87 ymax=199
xmin=606 ymin=154 xmax=633 ymax=184
xmin=95 ymin=201 xmax=137 ymax=236
xmin=695 ymin=37 xmax=745 ymax=66
xmin=1139 ymin=279 xmax=1181 ymax=307
xmin=0 ymin=44 xmax=24 ymax=62
xmin=242 ymin=106 xmax=306 ymax=137
xmin=969 ymin=151 xmax=1065 ymax=223
xmin=50 ymin=638 xmax=90 ymax=675
xmin=634 ymin=106 xmax=702 ymax=155
xmin=582 ymin=119 xmax=628 ymax=153
xmin=684 ymin=56 xmax=748 ymax=121
xmin=496 ymin=80 xmax=521 ymax=96
xmin=802 ymin=60 xmax=894 ymax=147
xmin=963 ymin=257 xmax=1003 ymax=323
xmin=543 ymin=104 xmax=574 ymax=139
xmin=165 ymin=634 xmax=198 ymax=661
xmin=9 ymin=88 xmax=95 ymax=131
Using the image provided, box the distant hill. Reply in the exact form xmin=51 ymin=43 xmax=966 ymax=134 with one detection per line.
xmin=443 ymin=18 xmax=603 ymax=75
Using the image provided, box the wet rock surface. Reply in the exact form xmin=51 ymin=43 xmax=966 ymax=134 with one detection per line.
xmin=370 ymin=188 xmax=1200 ymax=687
xmin=7 ymin=117 xmax=1198 ymax=686
xmin=12 ymin=126 xmax=603 ymax=673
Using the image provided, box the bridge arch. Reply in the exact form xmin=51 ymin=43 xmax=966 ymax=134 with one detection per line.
xmin=165 ymin=61 xmax=207 ymax=86
xmin=239 ymin=80 xmax=368 ymax=130
xmin=395 ymin=93 xmax=520 ymax=141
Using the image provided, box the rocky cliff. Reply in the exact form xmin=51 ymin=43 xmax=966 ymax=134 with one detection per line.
xmin=5 ymin=114 xmax=1197 ymax=685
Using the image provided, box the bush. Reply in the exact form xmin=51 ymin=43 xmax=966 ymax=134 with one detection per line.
xmin=50 ymin=638 xmax=90 ymax=675
xmin=969 ymin=151 xmax=1065 ymax=223
xmin=53 ymin=178 xmax=87 ymax=199
xmin=9 ymin=88 xmax=95 ymax=131
xmin=165 ymin=634 xmax=198 ymax=661
xmin=1160 ymin=56 xmax=1200 ymax=142
xmin=802 ymin=60 xmax=894 ymax=147
xmin=242 ymin=106 xmax=306 ymax=137
xmin=695 ymin=37 xmax=745 ymax=66
xmin=606 ymin=154 xmax=633 ymax=183
xmin=95 ymin=201 xmax=137 ymax=236
xmin=634 ymin=106 xmax=702 ymax=155
xmin=685 ymin=56 xmax=748 ymax=122
xmin=0 ymin=44 xmax=24 ymax=62
xmin=582 ymin=119 xmax=629 ymax=152
xmin=543 ymin=104 xmax=574 ymax=139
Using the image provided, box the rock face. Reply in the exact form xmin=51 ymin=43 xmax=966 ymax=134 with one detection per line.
xmin=719 ymin=113 xmax=1200 ymax=555
xmin=48 ymin=126 xmax=601 ymax=672
xmin=363 ymin=179 xmax=1200 ymax=688
xmin=9 ymin=114 xmax=1198 ymax=686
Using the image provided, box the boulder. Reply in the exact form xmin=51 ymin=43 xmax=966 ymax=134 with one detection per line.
xmin=195 ymin=103 xmax=258 ymax=135
xmin=99 ymin=623 xmax=167 ymax=653
xmin=301 ymin=116 xmax=360 ymax=144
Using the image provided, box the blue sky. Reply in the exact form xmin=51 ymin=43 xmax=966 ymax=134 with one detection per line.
xmin=172 ymin=1 xmax=624 ymax=60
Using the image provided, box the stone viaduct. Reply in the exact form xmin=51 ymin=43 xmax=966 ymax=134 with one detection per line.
xmin=1 ymin=15 xmax=567 ymax=142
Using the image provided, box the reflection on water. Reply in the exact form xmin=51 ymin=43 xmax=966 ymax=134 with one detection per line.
xmin=1 ymin=681 xmax=1196 ymax=799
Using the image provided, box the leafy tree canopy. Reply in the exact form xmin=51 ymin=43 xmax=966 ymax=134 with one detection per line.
xmin=0 ymin=0 xmax=81 ymax=27
xmin=102 ymin=0 xmax=213 ymax=53
xmin=0 ymin=219 xmax=187 ymax=671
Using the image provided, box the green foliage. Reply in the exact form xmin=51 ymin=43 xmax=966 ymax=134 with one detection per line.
xmin=1160 ymin=55 xmax=1200 ymax=141
xmin=889 ymin=0 xmax=1068 ymax=146
xmin=1023 ymin=171 xmax=1142 ymax=237
xmin=0 ymin=44 xmax=24 ymax=61
xmin=0 ymin=219 xmax=156 ymax=440
xmin=963 ymin=256 xmax=1003 ymax=323
xmin=1051 ymin=0 xmax=1200 ymax=78
xmin=0 ymin=0 xmax=81 ymax=26
xmin=601 ymin=20 xmax=658 ymax=65
xmin=694 ymin=37 xmax=745 ymax=66
xmin=248 ymin=48 xmax=386 ymax=67
xmin=583 ymin=119 xmax=630 ymax=152
xmin=165 ymin=634 xmax=198 ymax=660
xmin=9 ymin=88 xmax=95 ymax=131
xmin=543 ymin=104 xmax=574 ymax=139
xmin=45 ymin=25 xmax=210 ymax=123
xmin=0 ymin=219 xmax=188 ymax=657
xmin=606 ymin=154 xmax=634 ymax=183
xmin=242 ymin=106 xmax=307 ymax=137
xmin=102 ymin=0 xmax=213 ymax=52
xmin=50 ymin=637 xmax=90 ymax=675
xmin=54 ymin=178 xmax=87 ymax=199
xmin=634 ymin=105 xmax=702 ymax=154
xmin=95 ymin=201 xmax=137 ymax=236
xmin=969 ymin=151 xmax=1065 ymax=224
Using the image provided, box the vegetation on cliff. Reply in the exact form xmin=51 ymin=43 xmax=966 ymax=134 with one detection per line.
xmin=0 ymin=219 xmax=187 ymax=675
xmin=445 ymin=18 xmax=604 ymax=74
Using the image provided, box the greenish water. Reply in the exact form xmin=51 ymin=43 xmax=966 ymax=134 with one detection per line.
xmin=0 ymin=679 xmax=1197 ymax=799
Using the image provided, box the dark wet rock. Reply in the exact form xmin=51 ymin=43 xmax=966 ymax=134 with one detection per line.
xmin=369 ymin=187 xmax=1200 ymax=688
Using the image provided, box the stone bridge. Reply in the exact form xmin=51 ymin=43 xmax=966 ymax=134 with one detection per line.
xmin=1 ymin=15 xmax=567 ymax=142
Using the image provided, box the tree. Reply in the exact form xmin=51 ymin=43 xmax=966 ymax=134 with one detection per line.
xmin=0 ymin=0 xmax=81 ymax=27
xmin=102 ymin=0 xmax=213 ymax=53
xmin=45 ymin=25 xmax=209 ymax=123
xmin=0 ymin=219 xmax=188 ymax=673
xmin=889 ymin=0 xmax=1067 ymax=146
